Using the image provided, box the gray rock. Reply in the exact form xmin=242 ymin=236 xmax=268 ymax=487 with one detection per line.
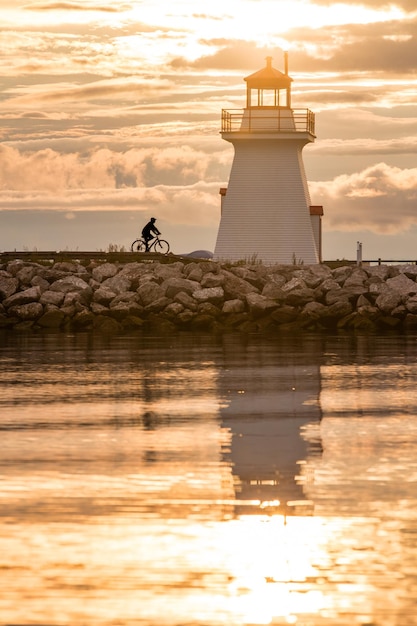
xmin=406 ymin=296 xmax=417 ymax=314
xmin=264 ymin=273 xmax=286 ymax=288
xmin=222 ymin=270 xmax=259 ymax=299
xmin=222 ymin=299 xmax=245 ymax=314
xmin=201 ymin=272 xmax=224 ymax=288
xmin=144 ymin=297 xmax=172 ymax=313
xmin=320 ymin=278 xmax=341 ymax=293
xmin=162 ymin=277 xmax=200 ymax=299
xmin=54 ymin=261 xmax=88 ymax=275
xmin=63 ymin=292 xmax=87 ymax=307
xmin=153 ymin=262 xmax=184 ymax=281
xmin=366 ymin=265 xmax=391 ymax=281
xmin=110 ymin=291 xmax=139 ymax=305
xmin=31 ymin=275 xmax=50 ymax=292
xmin=0 ymin=274 xmax=19 ymax=299
xmin=183 ymin=264 xmax=203 ymax=282
xmin=284 ymin=287 xmax=315 ymax=306
xmin=343 ymin=269 xmax=368 ymax=288
xmin=164 ymin=302 xmax=184 ymax=318
xmin=101 ymin=274 xmax=131 ymax=295
xmin=111 ymin=302 xmax=143 ymax=318
xmin=93 ymin=315 xmax=121 ymax=334
xmin=399 ymin=264 xmax=417 ymax=279
xmin=197 ymin=302 xmax=221 ymax=317
xmin=356 ymin=294 xmax=372 ymax=308
xmin=40 ymin=290 xmax=65 ymax=306
xmin=198 ymin=261 xmax=221 ymax=275
xmin=301 ymin=301 xmax=328 ymax=319
xmin=386 ymin=273 xmax=417 ymax=297
xmin=177 ymin=310 xmax=196 ymax=324
xmin=93 ymin=287 xmax=117 ymax=305
xmin=369 ymin=281 xmax=388 ymax=295
xmin=16 ymin=265 xmax=39 ymax=285
xmin=193 ymin=287 xmax=224 ymax=303
xmin=332 ymin=266 xmax=353 ymax=284
xmin=174 ymin=291 xmax=198 ymax=312
xmin=392 ymin=305 xmax=407 ymax=318
xmin=37 ymin=309 xmax=66 ymax=328
xmin=92 ymin=263 xmax=118 ymax=282
xmin=3 ymin=286 xmax=41 ymax=308
xmin=117 ymin=263 xmax=152 ymax=288
xmin=246 ymin=292 xmax=278 ymax=317
xmin=325 ymin=299 xmax=353 ymax=319
xmin=107 ymin=302 xmax=132 ymax=320
xmin=229 ymin=266 xmax=266 ymax=289
xmin=6 ymin=260 xmax=26 ymax=276
xmin=325 ymin=288 xmax=351 ymax=306
xmin=91 ymin=302 xmax=109 ymax=315
xmin=261 ymin=283 xmax=286 ymax=300
xmin=293 ymin=266 xmax=331 ymax=288
xmin=50 ymin=275 xmax=92 ymax=296
xmin=281 ymin=277 xmax=306 ymax=292
xmin=270 ymin=305 xmax=298 ymax=325
xmin=356 ymin=304 xmax=380 ymax=319
xmin=9 ymin=302 xmax=43 ymax=321
xmin=72 ymin=309 xmax=95 ymax=329
xmin=375 ymin=290 xmax=402 ymax=314
xmin=136 ymin=281 xmax=165 ymax=306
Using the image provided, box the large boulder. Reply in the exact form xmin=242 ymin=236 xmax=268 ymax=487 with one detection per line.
xmin=161 ymin=277 xmax=200 ymax=299
xmin=0 ymin=273 xmax=19 ymax=300
xmin=8 ymin=302 xmax=43 ymax=321
xmin=375 ymin=290 xmax=402 ymax=314
xmin=222 ymin=299 xmax=245 ymax=314
xmin=201 ymin=272 xmax=224 ymax=288
xmin=40 ymin=290 xmax=65 ymax=307
xmin=50 ymin=276 xmax=92 ymax=299
xmin=193 ymin=287 xmax=224 ymax=304
xmin=100 ymin=274 xmax=131 ymax=295
xmin=93 ymin=287 xmax=117 ymax=306
xmin=246 ymin=293 xmax=278 ymax=317
xmin=222 ymin=270 xmax=259 ymax=300
xmin=136 ymin=281 xmax=165 ymax=306
xmin=91 ymin=263 xmax=118 ymax=283
xmin=3 ymin=286 xmax=41 ymax=309
xmin=37 ymin=308 xmax=66 ymax=328
xmin=386 ymin=273 xmax=417 ymax=298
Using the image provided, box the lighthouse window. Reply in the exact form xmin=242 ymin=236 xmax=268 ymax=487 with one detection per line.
xmin=251 ymin=89 xmax=280 ymax=107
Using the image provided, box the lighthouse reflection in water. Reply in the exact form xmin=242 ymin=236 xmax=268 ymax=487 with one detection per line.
xmin=1 ymin=331 xmax=417 ymax=625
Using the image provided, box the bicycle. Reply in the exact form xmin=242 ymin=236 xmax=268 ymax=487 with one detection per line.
xmin=130 ymin=235 xmax=170 ymax=254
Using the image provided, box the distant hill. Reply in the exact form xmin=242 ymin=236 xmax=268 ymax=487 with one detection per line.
xmin=182 ymin=250 xmax=213 ymax=259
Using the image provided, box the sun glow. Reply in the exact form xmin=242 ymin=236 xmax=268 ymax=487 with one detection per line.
xmin=219 ymin=514 xmax=328 ymax=623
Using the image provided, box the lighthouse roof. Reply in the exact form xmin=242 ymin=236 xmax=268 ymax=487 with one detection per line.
xmin=244 ymin=56 xmax=292 ymax=89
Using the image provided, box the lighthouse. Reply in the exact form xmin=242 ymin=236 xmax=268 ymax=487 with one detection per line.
xmin=214 ymin=54 xmax=321 ymax=265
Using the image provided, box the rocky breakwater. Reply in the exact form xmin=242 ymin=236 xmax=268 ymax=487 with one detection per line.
xmin=2 ymin=257 xmax=417 ymax=333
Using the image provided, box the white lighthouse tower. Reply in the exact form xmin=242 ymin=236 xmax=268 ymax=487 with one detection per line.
xmin=214 ymin=55 xmax=321 ymax=265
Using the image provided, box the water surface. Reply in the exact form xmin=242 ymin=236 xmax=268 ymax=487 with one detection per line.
xmin=1 ymin=331 xmax=417 ymax=625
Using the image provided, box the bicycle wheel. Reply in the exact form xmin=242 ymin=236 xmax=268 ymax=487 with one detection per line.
xmin=130 ymin=239 xmax=146 ymax=252
xmin=154 ymin=239 xmax=170 ymax=254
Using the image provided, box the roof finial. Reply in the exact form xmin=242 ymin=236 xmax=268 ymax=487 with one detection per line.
xmin=284 ymin=51 xmax=288 ymax=75
xmin=265 ymin=56 xmax=272 ymax=69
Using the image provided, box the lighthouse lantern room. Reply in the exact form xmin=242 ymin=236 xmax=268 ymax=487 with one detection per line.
xmin=214 ymin=54 xmax=321 ymax=265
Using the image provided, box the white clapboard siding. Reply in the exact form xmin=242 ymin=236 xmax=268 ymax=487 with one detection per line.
xmin=214 ymin=119 xmax=319 ymax=265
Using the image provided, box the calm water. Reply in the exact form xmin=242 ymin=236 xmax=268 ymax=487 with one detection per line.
xmin=1 ymin=330 xmax=417 ymax=626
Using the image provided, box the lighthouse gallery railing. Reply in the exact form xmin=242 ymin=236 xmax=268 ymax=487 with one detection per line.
xmin=221 ymin=108 xmax=315 ymax=135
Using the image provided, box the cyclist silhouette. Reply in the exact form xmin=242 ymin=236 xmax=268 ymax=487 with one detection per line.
xmin=142 ymin=217 xmax=161 ymax=252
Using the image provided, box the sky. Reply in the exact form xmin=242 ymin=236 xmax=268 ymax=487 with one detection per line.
xmin=1 ymin=0 xmax=417 ymax=261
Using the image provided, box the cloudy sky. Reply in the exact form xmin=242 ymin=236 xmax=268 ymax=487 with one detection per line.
xmin=1 ymin=0 xmax=417 ymax=260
